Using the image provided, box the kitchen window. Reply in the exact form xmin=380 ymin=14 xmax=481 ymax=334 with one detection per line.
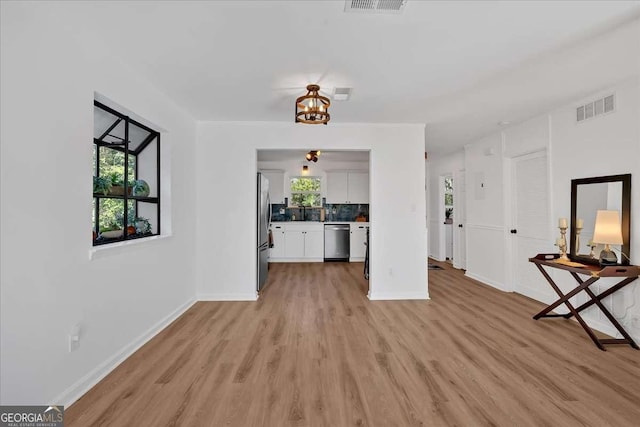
xmin=290 ymin=177 xmax=322 ymax=207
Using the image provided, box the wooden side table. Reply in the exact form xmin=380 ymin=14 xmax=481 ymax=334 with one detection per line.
xmin=529 ymin=253 xmax=640 ymax=351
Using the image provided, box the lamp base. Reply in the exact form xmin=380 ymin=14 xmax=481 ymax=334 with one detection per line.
xmin=599 ymin=248 xmax=618 ymax=266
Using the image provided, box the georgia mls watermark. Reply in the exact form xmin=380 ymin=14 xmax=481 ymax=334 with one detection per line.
xmin=0 ymin=406 xmax=64 ymax=427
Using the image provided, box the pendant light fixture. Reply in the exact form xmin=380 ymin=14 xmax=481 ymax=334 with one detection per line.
xmin=295 ymin=85 xmax=330 ymax=125
xmin=301 ymin=164 xmax=309 ymax=175
xmin=305 ymin=150 xmax=321 ymax=162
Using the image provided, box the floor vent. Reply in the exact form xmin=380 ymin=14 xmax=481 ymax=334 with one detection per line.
xmin=576 ymin=94 xmax=615 ymax=123
xmin=345 ymin=0 xmax=407 ymax=14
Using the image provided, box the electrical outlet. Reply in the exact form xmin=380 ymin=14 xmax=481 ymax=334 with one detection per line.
xmin=69 ymin=324 xmax=81 ymax=352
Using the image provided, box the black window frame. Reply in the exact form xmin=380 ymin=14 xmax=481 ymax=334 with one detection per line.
xmin=92 ymin=100 xmax=161 ymax=246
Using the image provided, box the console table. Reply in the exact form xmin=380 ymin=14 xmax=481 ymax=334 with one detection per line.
xmin=529 ymin=253 xmax=640 ymax=351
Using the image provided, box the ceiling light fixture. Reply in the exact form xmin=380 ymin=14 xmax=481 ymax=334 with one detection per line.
xmin=302 ymin=164 xmax=309 ymax=175
xmin=305 ymin=150 xmax=321 ymax=162
xmin=295 ymin=85 xmax=330 ymax=125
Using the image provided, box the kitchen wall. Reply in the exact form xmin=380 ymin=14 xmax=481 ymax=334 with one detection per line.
xmin=1 ymin=2 xmax=197 ymax=406
xmin=196 ymin=123 xmax=428 ymax=301
xmin=259 ymin=157 xmax=370 ymax=222
xmin=428 ymin=75 xmax=640 ymax=342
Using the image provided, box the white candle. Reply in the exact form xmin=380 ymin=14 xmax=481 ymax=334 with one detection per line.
xmin=559 ymin=218 xmax=568 ymax=228
xmin=576 ymin=218 xmax=584 ymax=228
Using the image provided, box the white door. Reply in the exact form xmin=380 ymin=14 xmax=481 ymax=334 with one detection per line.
xmin=304 ymin=230 xmax=324 ymax=259
xmin=454 ymin=170 xmax=466 ymax=270
xmin=270 ymin=224 xmax=286 ymax=259
xmin=284 ymin=231 xmax=305 ymax=258
xmin=350 ymin=224 xmax=368 ymax=260
xmin=510 ymin=151 xmax=555 ymax=303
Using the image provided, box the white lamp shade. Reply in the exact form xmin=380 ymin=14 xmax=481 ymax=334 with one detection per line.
xmin=592 ymin=210 xmax=623 ymax=245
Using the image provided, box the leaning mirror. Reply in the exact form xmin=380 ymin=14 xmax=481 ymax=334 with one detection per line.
xmin=570 ymin=174 xmax=631 ymax=265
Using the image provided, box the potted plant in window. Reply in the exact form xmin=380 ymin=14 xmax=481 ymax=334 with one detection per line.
xmin=100 ymin=222 xmax=124 ymax=239
xmin=93 ymin=176 xmax=112 ymax=196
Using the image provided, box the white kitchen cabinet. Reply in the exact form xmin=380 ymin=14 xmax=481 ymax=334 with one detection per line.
xmin=349 ymin=224 xmax=368 ymax=261
xmin=269 ymin=224 xmax=286 ymax=259
xmin=347 ymin=172 xmax=369 ymax=204
xmin=304 ymin=230 xmax=324 ymax=259
xmin=326 ymin=172 xmax=348 ymax=203
xmin=260 ymin=170 xmax=285 ymax=204
xmin=326 ymin=171 xmax=369 ymax=204
xmin=271 ymin=223 xmax=324 ymax=262
xmin=284 ymin=230 xmax=305 ymax=258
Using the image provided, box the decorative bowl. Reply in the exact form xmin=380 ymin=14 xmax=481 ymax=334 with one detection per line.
xmin=132 ymin=180 xmax=150 ymax=197
xmin=101 ymin=229 xmax=124 ymax=239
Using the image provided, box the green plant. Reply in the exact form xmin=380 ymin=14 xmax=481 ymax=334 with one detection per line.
xmin=93 ymin=176 xmax=112 ymax=195
xmin=109 ymin=172 xmax=123 ymax=187
xmin=132 ymin=217 xmax=151 ymax=234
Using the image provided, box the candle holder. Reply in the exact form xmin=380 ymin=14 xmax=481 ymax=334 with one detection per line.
xmin=587 ymin=241 xmax=597 ymax=258
xmin=575 ymin=224 xmax=583 ymax=255
xmin=558 ymin=226 xmax=569 ymax=260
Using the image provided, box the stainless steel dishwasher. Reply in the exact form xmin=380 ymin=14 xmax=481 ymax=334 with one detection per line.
xmin=324 ymin=224 xmax=350 ymax=261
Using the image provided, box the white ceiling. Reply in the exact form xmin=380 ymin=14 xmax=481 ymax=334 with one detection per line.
xmin=45 ymin=1 xmax=640 ymax=154
xmin=258 ymin=150 xmax=369 ymax=163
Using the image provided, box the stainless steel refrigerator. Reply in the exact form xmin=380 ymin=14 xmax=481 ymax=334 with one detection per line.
xmin=257 ymin=173 xmax=271 ymax=291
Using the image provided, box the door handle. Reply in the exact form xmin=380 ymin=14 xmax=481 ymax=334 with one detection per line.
xmin=458 ymin=224 xmax=463 ymax=228
xmin=510 ymin=229 xmax=517 ymax=234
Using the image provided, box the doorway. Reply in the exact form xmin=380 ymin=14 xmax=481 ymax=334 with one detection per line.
xmin=256 ymin=149 xmax=371 ymax=296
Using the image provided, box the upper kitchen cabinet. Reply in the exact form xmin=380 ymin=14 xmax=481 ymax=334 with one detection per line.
xmin=260 ymin=170 xmax=285 ymax=204
xmin=326 ymin=171 xmax=369 ymax=204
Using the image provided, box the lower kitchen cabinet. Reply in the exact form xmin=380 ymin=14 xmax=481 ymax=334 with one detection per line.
xmin=269 ymin=224 xmax=286 ymax=259
xmin=284 ymin=230 xmax=305 ymax=258
xmin=350 ymin=224 xmax=368 ymax=261
xmin=304 ymin=230 xmax=324 ymax=259
xmin=271 ymin=223 xmax=324 ymax=262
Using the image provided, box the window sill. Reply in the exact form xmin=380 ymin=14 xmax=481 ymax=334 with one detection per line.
xmin=89 ymin=234 xmax=172 ymax=260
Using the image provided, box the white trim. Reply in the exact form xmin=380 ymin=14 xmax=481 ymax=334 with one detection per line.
xmin=465 ymin=271 xmax=507 ymax=292
xmin=367 ymin=291 xmax=429 ymax=301
xmin=268 ymin=258 xmax=324 ymax=263
xmin=465 ymin=223 xmax=503 ymax=231
xmin=197 ymin=292 xmax=258 ymax=301
xmin=89 ymin=234 xmax=172 ymax=260
xmin=58 ymin=298 xmax=196 ymax=408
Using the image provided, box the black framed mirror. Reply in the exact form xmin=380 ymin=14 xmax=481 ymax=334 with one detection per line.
xmin=570 ymin=174 xmax=631 ymax=265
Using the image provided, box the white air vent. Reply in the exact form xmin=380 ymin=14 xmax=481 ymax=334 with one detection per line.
xmin=333 ymin=87 xmax=352 ymax=101
xmin=345 ymin=0 xmax=407 ymax=14
xmin=577 ymin=94 xmax=614 ymax=123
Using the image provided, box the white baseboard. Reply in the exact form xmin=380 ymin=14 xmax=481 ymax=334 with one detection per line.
xmin=197 ymin=292 xmax=258 ymax=301
xmin=57 ymin=298 xmax=196 ymax=408
xmin=368 ymin=291 xmax=430 ymax=301
xmin=349 ymin=257 xmax=365 ymax=262
xmin=268 ymin=258 xmax=324 ymax=263
xmin=465 ymin=271 xmax=507 ymax=292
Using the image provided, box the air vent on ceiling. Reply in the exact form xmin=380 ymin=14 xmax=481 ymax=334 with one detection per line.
xmin=345 ymin=0 xmax=407 ymax=14
xmin=576 ymin=94 xmax=614 ymax=123
xmin=333 ymin=87 xmax=352 ymax=101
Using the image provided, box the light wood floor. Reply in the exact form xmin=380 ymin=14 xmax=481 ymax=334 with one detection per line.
xmin=67 ymin=261 xmax=640 ymax=426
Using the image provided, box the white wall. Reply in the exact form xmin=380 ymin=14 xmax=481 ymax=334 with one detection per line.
xmin=1 ymin=3 xmax=197 ymax=406
xmin=550 ymin=76 xmax=640 ymax=339
xmin=432 ymin=76 xmax=640 ymax=341
xmin=464 ymin=134 xmax=506 ymax=289
xmin=196 ymin=123 xmax=428 ymax=301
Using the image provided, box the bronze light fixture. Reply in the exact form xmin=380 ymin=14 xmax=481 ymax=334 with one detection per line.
xmin=295 ymin=84 xmax=330 ymax=125
xmin=305 ymin=150 xmax=321 ymax=162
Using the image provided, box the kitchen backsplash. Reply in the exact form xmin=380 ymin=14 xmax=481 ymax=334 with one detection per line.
xmin=271 ymin=203 xmax=369 ymax=222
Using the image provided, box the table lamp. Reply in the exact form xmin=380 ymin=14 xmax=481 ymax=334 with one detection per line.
xmin=592 ymin=210 xmax=623 ymax=265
